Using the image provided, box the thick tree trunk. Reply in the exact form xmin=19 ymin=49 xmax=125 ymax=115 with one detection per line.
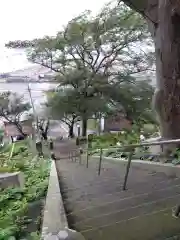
xmin=153 ymin=1 xmax=180 ymax=141
xmin=123 ymin=0 xmax=180 ymax=143
xmin=82 ymin=117 xmax=87 ymax=137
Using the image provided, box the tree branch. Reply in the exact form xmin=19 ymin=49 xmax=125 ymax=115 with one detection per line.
xmin=122 ymin=0 xmax=158 ymax=25
xmin=60 ymin=118 xmax=72 ymax=127
xmin=0 ymin=110 xmax=12 ymax=123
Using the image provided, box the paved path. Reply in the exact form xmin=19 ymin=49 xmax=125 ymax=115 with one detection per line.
xmin=53 ymin=139 xmax=78 ymax=159
xmin=55 ymin=141 xmax=180 ymax=240
xmin=48 ymin=121 xmax=69 ymax=139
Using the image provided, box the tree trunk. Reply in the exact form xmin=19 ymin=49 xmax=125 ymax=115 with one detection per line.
xmin=69 ymin=123 xmax=74 ymax=138
xmin=98 ymin=118 xmax=101 ymax=136
xmin=152 ymin=1 xmax=180 ymax=141
xmin=15 ymin=122 xmax=26 ymax=137
xmin=44 ymin=119 xmax=50 ymax=139
xmin=82 ymin=117 xmax=87 ymax=137
xmin=39 ymin=119 xmax=49 ymax=140
xmin=122 ymin=1 xmax=180 ymax=147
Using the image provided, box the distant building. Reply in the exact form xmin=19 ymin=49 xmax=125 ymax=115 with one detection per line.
xmin=0 ymin=73 xmax=10 ymax=78
xmin=8 ymin=65 xmax=55 ymax=81
xmin=104 ymin=113 xmax=132 ymax=132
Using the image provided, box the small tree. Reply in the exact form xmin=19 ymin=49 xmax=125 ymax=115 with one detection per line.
xmin=56 ymin=69 xmax=119 ymax=136
xmin=46 ymin=89 xmax=79 ymax=138
xmin=111 ymin=78 xmax=156 ymax=126
xmin=0 ymin=92 xmax=31 ymax=135
xmin=38 ymin=118 xmax=50 ymax=140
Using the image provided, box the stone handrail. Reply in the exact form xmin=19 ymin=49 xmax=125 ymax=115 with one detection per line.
xmin=41 ymin=160 xmax=68 ymax=238
xmin=41 ymin=159 xmax=86 ymax=240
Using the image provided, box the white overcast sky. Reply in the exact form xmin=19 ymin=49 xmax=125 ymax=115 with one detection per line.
xmin=0 ymin=0 xmax=109 ymax=72
xmin=0 ymin=0 xmax=109 ymax=43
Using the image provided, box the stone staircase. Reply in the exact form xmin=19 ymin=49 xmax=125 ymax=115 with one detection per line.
xmin=55 ymin=146 xmax=180 ymax=240
xmin=53 ymin=139 xmax=79 ymax=159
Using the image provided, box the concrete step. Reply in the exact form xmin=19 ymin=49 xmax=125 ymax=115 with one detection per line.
xmin=72 ymin=188 xmax=180 ymax=229
xmin=53 ymin=140 xmax=78 ymax=156
xmin=58 ymin=158 xmax=170 ymax=184
xmin=58 ymin=161 xmax=179 ymax=201
xmin=57 ymin=156 xmax=180 ymax=240
xmin=68 ymin=178 xmax=180 ymax=209
xmin=83 ymin=208 xmax=180 ymax=240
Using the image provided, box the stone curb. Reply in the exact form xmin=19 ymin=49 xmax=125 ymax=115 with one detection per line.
xmin=93 ymin=156 xmax=180 ymax=178
xmin=41 ymin=160 xmax=68 ymax=238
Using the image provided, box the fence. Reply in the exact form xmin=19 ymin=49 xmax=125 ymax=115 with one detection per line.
xmin=68 ymin=138 xmax=180 ymax=191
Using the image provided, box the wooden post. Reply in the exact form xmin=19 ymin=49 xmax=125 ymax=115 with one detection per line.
xmin=98 ymin=148 xmax=103 ymax=176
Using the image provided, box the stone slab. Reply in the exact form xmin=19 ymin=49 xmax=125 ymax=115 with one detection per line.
xmin=41 ymin=160 xmax=68 ymax=238
xmin=0 ymin=171 xmax=24 ymax=189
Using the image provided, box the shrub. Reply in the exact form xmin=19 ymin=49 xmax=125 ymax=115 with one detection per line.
xmin=12 ymin=146 xmax=28 ymax=157
xmin=89 ymin=130 xmax=140 ymax=150
xmin=0 ymin=141 xmax=50 ymax=239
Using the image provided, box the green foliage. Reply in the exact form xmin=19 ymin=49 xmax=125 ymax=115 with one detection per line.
xmin=89 ymin=129 xmax=180 ymax=164
xmin=0 ymin=143 xmax=11 ymax=154
xmin=30 ymin=232 xmax=41 ymax=240
xmin=0 ymin=92 xmax=31 ymax=122
xmin=12 ymin=146 xmax=28 ymax=157
xmin=46 ymin=88 xmax=79 ymax=124
xmin=0 ymin=92 xmax=31 ymax=136
xmin=0 ymin=142 xmax=50 ymax=239
xmin=90 ymin=130 xmax=140 ymax=149
xmin=6 ymin=1 xmax=155 ymax=134
xmin=0 ymin=167 xmax=17 ymax=173
xmin=170 ymin=148 xmax=180 ymax=165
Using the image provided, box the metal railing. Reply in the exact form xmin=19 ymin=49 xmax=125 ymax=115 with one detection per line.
xmin=68 ymin=138 xmax=180 ymax=191
xmin=54 ymin=138 xmax=180 ymax=240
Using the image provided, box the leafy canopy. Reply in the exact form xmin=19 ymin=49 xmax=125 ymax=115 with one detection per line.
xmin=6 ymin=1 xmax=155 ymax=128
xmin=0 ymin=92 xmax=31 ymax=123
